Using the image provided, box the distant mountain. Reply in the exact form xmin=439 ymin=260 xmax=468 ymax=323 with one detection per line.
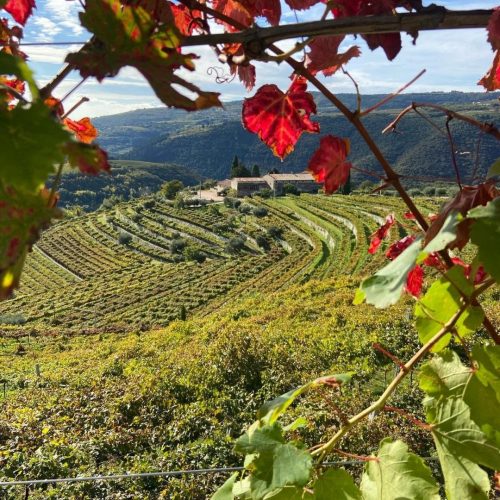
xmin=93 ymin=92 xmax=499 ymax=186
xmin=58 ymin=160 xmax=201 ymax=211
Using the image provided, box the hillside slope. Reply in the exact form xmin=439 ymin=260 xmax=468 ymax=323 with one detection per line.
xmin=58 ymin=160 xmax=201 ymax=211
xmin=93 ymin=92 xmax=499 ymax=184
xmin=2 ymin=194 xmax=429 ymax=334
xmin=0 ymin=277 xmax=432 ymax=498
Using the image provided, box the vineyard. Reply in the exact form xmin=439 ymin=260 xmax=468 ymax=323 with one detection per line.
xmin=0 ymin=194 xmax=436 ymax=335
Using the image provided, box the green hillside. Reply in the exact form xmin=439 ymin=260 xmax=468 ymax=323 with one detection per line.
xmin=58 ymin=160 xmax=201 ymax=211
xmin=0 ymin=194 xmax=438 ymax=335
xmin=1 ymin=194 xmax=497 ymax=498
xmin=93 ymin=92 xmax=499 ymax=185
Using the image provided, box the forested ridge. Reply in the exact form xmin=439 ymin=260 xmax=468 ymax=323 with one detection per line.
xmin=94 ymin=92 xmax=499 ymax=182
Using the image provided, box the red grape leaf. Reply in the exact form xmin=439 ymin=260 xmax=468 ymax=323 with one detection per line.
xmin=212 ymin=0 xmax=253 ymax=31
xmin=450 ymin=257 xmax=487 ymax=285
xmin=213 ymin=0 xmax=281 ymax=29
xmin=478 ymin=50 xmax=500 ymax=91
xmin=363 ymin=33 xmax=401 ymax=61
xmin=368 ymin=214 xmax=395 ymax=254
xmin=405 ymin=264 xmax=424 ymax=297
xmin=242 ymin=76 xmax=319 ymax=160
xmin=0 ymin=185 xmax=60 ymax=299
xmin=225 ymin=43 xmax=256 ymax=91
xmin=66 ymin=0 xmax=221 ymax=111
xmin=386 ymin=234 xmax=416 ymax=261
xmin=305 ymin=35 xmax=361 ymax=76
xmin=307 ymin=135 xmax=352 ymax=194
xmin=64 ymin=117 xmax=98 ymax=144
xmin=0 ymin=76 xmax=24 ymax=104
xmin=170 ymin=2 xmax=202 ymax=35
xmin=44 ymin=96 xmax=64 ymax=117
xmin=284 ymin=0 xmax=322 ymax=11
xmin=231 ymin=62 xmax=256 ymax=91
xmin=2 ymin=0 xmax=35 ymax=25
xmin=487 ymin=7 xmax=500 ymax=51
xmin=64 ymin=142 xmax=111 ymax=175
xmin=252 ymin=0 xmax=281 ymax=25
xmin=0 ymin=19 xmax=27 ymax=59
xmin=330 ymin=0 xmax=402 ymax=60
xmin=424 ymin=182 xmax=500 ymax=250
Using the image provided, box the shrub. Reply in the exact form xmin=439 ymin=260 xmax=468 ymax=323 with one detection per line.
xmin=408 ymin=188 xmax=423 ymax=196
xmin=0 ymin=313 xmax=26 ymax=325
xmin=267 ymin=226 xmax=283 ymax=239
xmin=252 ymin=207 xmax=268 ymax=218
xmin=142 ymin=199 xmax=155 ymax=209
xmin=239 ymin=204 xmax=252 ymax=214
xmin=283 ymin=183 xmax=299 ymax=195
xmin=118 ymin=231 xmax=132 ymax=245
xmin=256 ymin=188 xmax=273 ymax=199
xmin=170 ymin=238 xmax=187 ymax=254
xmin=226 ymin=237 xmax=246 ymax=253
xmin=423 ymin=186 xmax=436 ymax=196
xmin=255 ymin=235 xmax=270 ymax=250
xmin=184 ymin=246 xmax=207 ymax=263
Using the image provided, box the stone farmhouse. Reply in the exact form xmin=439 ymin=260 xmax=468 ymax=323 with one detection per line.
xmin=229 ymin=172 xmax=318 ymax=197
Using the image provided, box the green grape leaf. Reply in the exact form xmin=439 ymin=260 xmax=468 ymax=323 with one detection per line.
xmin=468 ymin=198 xmax=500 ymax=283
xmin=67 ymin=0 xmax=221 ymax=111
xmin=232 ymin=477 xmax=251 ymax=497
xmin=234 ymin=423 xmax=284 ymax=454
xmin=0 ymin=52 xmax=39 ymax=100
xmin=414 ymin=269 xmax=483 ymax=352
xmin=358 ymin=238 xmax=422 ymax=308
xmin=264 ymin=486 xmax=311 ymax=499
xmin=419 ymin=350 xmax=470 ymax=397
xmin=258 ymin=373 xmax=353 ymax=424
xmin=250 ymin=444 xmax=312 ymax=498
xmin=0 ymin=185 xmax=60 ymax=299
xmin=212 ymin=472 xmax=238 ymax=500
xmin=465 ymin=345 xmax=500 ymax=449
xmin=420 ymin=351 xmax=500 ymax=472
xmin=420 ymin=212 xmax=460 ymax=255
xmin=486 ymin=158 xmax=500 ymax=179
xmin=0 ymin=102 xmax=70 ymax=192
xmin=360 ymin=438 xmax=439 ymax=500
xmin=314 ymin=468 xmax=361 ymax=500
xmin=433 ymin=439 xmax=489 ymax=500
xmin=283 ymin=417 xmax=307 ymax=432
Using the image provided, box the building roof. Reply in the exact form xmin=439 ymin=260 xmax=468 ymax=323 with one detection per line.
xmin=232 ymin=177 xmax=269 ymax=183
xmin=264 ymin=173 xmax=314 ymax=181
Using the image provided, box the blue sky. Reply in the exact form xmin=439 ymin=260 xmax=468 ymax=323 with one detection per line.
xmin=16 ymin=0 xmax=500 ymax=118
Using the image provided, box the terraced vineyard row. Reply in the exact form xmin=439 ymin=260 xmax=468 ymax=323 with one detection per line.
xmin=0 ymin=195 xmax=431 ymax=334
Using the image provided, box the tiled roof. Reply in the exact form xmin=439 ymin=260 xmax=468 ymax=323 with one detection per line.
xmin=232 ymin=177 xmax=269 ymax=182
xmin=265 ymin=173 xmax=314 ymax=181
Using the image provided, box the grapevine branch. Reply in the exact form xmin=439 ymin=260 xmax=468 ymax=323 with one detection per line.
xmin=383 ymin=102 xmax=500 ymax=140
xmin=360 ymin=69 xmax=426 ymax=117
xmin=181 ymin=9 xmax=493 ymax=47
xmin=311 ymin=294 xmax=479 ymax=461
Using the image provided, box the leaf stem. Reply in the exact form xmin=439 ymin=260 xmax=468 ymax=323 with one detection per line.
xmin=61 ymin=97 xmax=90 ymax=119
xmin=360 ymin=69 xmax=426 ymax=116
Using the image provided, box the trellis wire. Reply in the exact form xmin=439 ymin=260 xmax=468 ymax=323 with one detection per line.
xmin=0 ymin=458 xmax=438 ymax=488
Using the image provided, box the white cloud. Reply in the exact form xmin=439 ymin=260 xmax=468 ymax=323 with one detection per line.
xmin=31 ymin=16 xmax=62 ymax=42
xmin=45 ymin=0 xmax=85 ymax=36
xmin=25 ymin=44 xmax=83 ymax=65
